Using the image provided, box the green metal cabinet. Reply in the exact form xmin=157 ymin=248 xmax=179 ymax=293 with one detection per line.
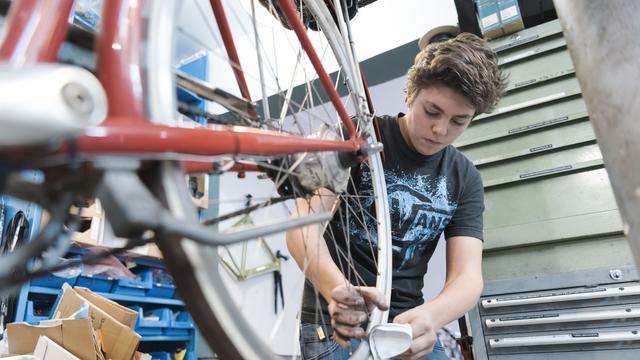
xmin=453 ymin=18 xmax=630 ymax=280
xmin=460 ymin=19 xmax=639 ymax=360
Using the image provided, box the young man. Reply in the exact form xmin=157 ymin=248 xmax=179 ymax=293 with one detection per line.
xmin=287 ymin=33 xmax=506 ymax=359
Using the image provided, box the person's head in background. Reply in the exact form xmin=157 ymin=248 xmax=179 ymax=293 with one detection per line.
xmin=401 ymin=33 xmax=507 ymax=155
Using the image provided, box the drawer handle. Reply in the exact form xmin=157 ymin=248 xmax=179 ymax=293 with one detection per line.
xmin=519 ymin=165 xmax=572 ymax=179
xmin=489 ymin=330 xmax=640 ymax=348
xmin=486 ymin=308 xmax=640 ymax=328
xmin=496 ymin=92 xmax=567 ymax=116
xmin=508 ymin=116 xmax=570 ymax=135
xmin=482 ymin=285 xmax=640 ymax=309
xmin=495 ymin=35 xmax=540 ymax=53
xmin=514 ymin=78 xmax=537 ymax=88
xmin=529 ymin=143 xmax=553 ymax=153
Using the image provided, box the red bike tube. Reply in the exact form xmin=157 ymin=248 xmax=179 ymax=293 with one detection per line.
xmin=184 ymin=161 xmax=259 ymax=174
xmin=277 ymin=0 xmax=357 ymax=141
xmin=76 ymin=121 xmax=358 ymax=155
xmin=0 ymin=0 xmax=74 ymax=65
xmin=97 ymin=0 xmax=146 ymax=122
xmin=209 ymin=0 xmax=253 ymax=104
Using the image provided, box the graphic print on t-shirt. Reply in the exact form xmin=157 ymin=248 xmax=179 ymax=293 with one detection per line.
xmin=336 ymin=166 xmax=457 ymax=270
xmin=387 ymin=170 xmax=457 ymax=269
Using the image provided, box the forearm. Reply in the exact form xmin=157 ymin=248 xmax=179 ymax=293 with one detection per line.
xmin=287 ymin=223 xmax=346 ymax=301
xmin=286 ymin=190 xmax=347 ymax=302
xmin=418 ymin=272 xmax=483 ymax=329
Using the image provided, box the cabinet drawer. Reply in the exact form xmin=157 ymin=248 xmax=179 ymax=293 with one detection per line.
xmin=464 ymin=119 xmax=595 ymax=166
xmin=502 ymin=47 xmax=574 ymax=93
xmin=476 ymin=76 xmax=581 ymax=122
xmin=483 ymin=168 xmax=622 ymax=250
xmin=457 ymin=95 xmax=587 ymax=148
xmin=491 ymin=20 xmax=563 ymax=55
xmin=480 ymin=143 xmax=602 ymax=188
xmin=480 ymin=283 xmax=640 ymax=355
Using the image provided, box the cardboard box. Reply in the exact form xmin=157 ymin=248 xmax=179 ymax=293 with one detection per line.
xmin=100 ymin=218 xmax=164 ymax=259
xmin=475 ymin=0 xmax=524 ymax=39
xmin=133 ymin=353 xmax=152 ymax=360
xmin=7 ymin=318 xmax=103 ymax=360
xmin=476 ymin=0 xmax=502 ymax=39
xmin=52 ymin=284 xmax=140 ymax=360
xmin=71 ymin=199 xmax=163 ymax=259
xmin=69 ymin=199 xmax=100 ymax=218
xmin=498 ymin=0 xmax=524 ymax=36
xmin=145 ymin=243 xmax=164 ymax=259
xmin=70 ymin=200 xmax=104 ymax=246
xmin=34 ymin=336 xmax=80 ymax=360
xmin=71 ymin=286 xmax=137 ymax=329
xmin=187 ymin=175 xmax=209 ymax=209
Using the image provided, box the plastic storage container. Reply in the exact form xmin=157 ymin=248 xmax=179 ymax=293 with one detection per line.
xmin=75 ymin=273 xmax=114 ymax=293
xmin=24 ymin=300 xmax=51 ymax=325
xmin=111 ymin=270 xmax=153 ymax=296
xmin=146 ymin=269 xmax=176 ymax=299
xmin=149 ymin=352 xmax=172 ymax=360
xmin=147 ymin=281 xmax=176 ymax=299
xmin=130 ymin=306 xmax=171 ymax=336
xmin=30 ymin=273 xmax=78 ymax=289
xmin=165 ymin=311 xmax=194 ymax=336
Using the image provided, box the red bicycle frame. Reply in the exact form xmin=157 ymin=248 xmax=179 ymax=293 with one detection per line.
xmin=0 ymin=0 xmax=367 ymax=169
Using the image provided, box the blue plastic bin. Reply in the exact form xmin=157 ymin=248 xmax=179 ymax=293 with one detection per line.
xmin=147 ymin=269 xmax=176 ymax=299
xmin=25 ymin=301 xmax=51 ymax=325
xmin=165 ymin=311 xmax=194 ymax=336
xmin=130 ymin=306 xmax=171 ymax=336
xmin=112 ymin=270 xmax=153 ymax=296
xmin=75 ymin=273 xmax=114 ymax=293
xmin=30 ymin=273 xmax=78 ymax=289
xmin=149 ymin=352 xmax=172 ymax=360
xmin=146 ymin=281 xmax=176 ymax=299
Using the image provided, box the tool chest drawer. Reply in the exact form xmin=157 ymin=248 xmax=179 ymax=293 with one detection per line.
xmin=478 ymin=283 xmax=640 ymax=357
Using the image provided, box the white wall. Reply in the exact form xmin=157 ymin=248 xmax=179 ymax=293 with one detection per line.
xmin=216 ymin=172 xmax=304 ymax=355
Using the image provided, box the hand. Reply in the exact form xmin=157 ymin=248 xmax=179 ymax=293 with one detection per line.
xmin=393 ymin=307 xmax=438 ymax=360
xmin=328 ymin=285 xmax=388 ymax=348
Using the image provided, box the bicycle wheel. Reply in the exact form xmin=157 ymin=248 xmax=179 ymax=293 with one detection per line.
xmin=141 ymin=1 xmax=390 ymax=358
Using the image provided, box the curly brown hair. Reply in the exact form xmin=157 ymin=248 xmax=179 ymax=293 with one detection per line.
xmin=406 ymin=33 xmax=507 ymax=115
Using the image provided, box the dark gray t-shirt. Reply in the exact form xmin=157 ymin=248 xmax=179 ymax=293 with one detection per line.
xmin=300 ymin=113 xmax=484 ymax=324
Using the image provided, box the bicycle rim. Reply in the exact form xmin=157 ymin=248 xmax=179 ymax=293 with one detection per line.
xmin=142 ymin=1 xmax=391 ymax=358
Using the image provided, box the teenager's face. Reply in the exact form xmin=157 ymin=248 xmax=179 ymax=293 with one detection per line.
xmin=402 ymin=85 xmax=475 ymax=156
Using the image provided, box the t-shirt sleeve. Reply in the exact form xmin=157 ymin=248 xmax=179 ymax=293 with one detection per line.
xmin=445 ymin=164 xmax=484 ymax=241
